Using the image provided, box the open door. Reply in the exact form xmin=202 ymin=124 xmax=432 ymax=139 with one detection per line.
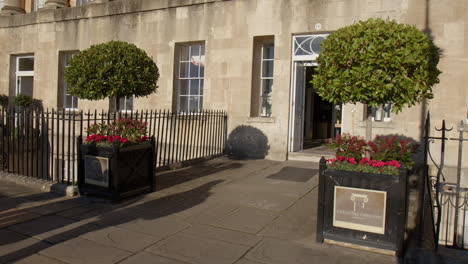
xmin=291 ymin=62 xmax=306 ymax=152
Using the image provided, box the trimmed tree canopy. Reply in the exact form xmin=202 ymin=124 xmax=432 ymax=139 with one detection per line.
xmin=65 ymin=41 xmax=160 ymax=100
xmin=312 ymin=18 xmax=441 ymax=113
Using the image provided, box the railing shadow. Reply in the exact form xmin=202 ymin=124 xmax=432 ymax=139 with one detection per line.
xmin=0 ymin=180 xmax=223 ymax=263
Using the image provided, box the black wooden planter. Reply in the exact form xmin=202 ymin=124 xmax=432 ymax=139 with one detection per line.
xmin=316 ymin=157 xmax=408 ymax=256
xmin=77 ymin=137 xmax=155 ymax=201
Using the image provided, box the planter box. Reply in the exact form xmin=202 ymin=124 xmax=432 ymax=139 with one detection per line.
xmin=316 ymin=158 xmax=408 ymax=256
xmin=78 ymin=139 xmax=155 ymax=201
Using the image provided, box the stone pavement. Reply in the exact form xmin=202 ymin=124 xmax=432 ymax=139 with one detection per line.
xmin=0 ymin=157 xmax=430 ymax=264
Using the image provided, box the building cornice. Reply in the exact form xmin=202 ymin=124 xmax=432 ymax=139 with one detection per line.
xmin=0 ymin=0 xmax=231 ymax=28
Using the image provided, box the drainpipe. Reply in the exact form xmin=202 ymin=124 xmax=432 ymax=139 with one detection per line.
xmin=0 ymin=0 xmax=26 ymax=15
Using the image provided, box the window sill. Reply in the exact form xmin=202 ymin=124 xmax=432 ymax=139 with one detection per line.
xmin=247 ymin=117 xmax=276 ymax=123
xmin=358 ymin=121 xmax=394 ymax=129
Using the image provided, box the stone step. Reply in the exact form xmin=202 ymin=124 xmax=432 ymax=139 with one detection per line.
xmin=287 ymin=152 xmax=334 ymax=163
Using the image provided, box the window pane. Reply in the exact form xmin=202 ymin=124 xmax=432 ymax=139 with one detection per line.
xmin=263 ymin=44 xmax=274 ymax=60
xmin=191 ymin=45 xmax=200 ymax=58
xmin=199 ymin=79 xmax=204 ymax=95
xmin=261 ymin=79 xmax=273 ymax=95
xmin=18 ymin=57 xmax=34 ymax=71
xmin=18 ymin=76 xmax=34 ymax=96
xmin=119 ymin=97 xmax=126 ymax=111
xmin=190 ymin=80 xmax=199 ymax=96
xmin=199 ymin=96 xmax=203 ymax=109
xmin=179 ymin=96 xmax=188 ymax=112
xmin=179 ymin=62 xmax=189 ymax=78
xmin=373 ymin=106 xmax=383 ymax=121
xmin=126 ymin=96 xmax=134 ymax=111
xmin=311 ymin=36 xmax=325 ymax=54
xmin=180 ymin=46 xmax=190 ymax=61
xmin=200 ymin=63 xmax=205 ymax=78
xmin=179 ymin=79 xmax=189 ymax=95
xmin=189 ymin=61 xmax=199 ymax=78
xmin=383 ymin=103 xmax=392 ymax=118
xmin=72 ymin=96 xmax=79 ymax=109
xmin=260 ymin=96 xmax=272 ymax=117
xmin=65 ymin=95 xmax=73 ymax=109
xmin=262 ymin=61 xmax=274 ymax=78
xmin=189 ymin=96 xmax=199 ymax=112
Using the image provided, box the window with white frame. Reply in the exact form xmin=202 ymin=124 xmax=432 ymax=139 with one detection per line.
xmin=250 ymin=36 xmax=274 ymax=117
xmin=34 ymin=0 xmax=46 ymax=11
xmin=15 ymin=55 xmax=34 ymax=97
xmin=118 ymin=96 xmax=134 ymax=112
xmin=175 ymin=43 xmax=205 ymax=112
xmin=59 ymin=51 xmax=79 ymax=110
xmin=75 ymin=0 xmax=90 ymax=6
xmin=372 ymin=103 xmax=392 ymax=122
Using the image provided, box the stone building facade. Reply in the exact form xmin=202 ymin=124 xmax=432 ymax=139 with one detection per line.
xmin=0 ymin=0 xmax=467 ymax=174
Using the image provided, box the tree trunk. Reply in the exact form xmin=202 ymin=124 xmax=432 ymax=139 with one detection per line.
xmin=365 ymin=104 xmax=373 ymax=141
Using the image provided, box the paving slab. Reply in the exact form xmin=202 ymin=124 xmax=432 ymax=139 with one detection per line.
xmin=234 ymin=259 xmax=264 ymax=264
xmin=258 ymin=189 xmax=317 ymax=244
xmin=55 ymin=202 xmax=109 ymax=218
xmin=81 ymin=226 xmax=162 ymax=252
xmin=26 ymin=197 xmax=90 ymax=215
xmin=118 ymin=252 xmax=188 ymax=264
xmin=212 ymin=206 xmax=278 ymax=234
xmin=39 ymin=237 xmax=133 ymax=264
xmin=0 ymin=208 xmax=41 ymax=229
xmin=181 ymin=202 xmax=239 ymax=225
xmin=8 ymin=215 xmax=76 ymax=241
xmin=117 ymin=217 xmax=190 ymax=238
xmin=181 ymin=224 xmax=262 ymax=247
xmin=246 ymin=238 xmax=396 ymax=264
xmin=13 ymin=253 xmax=67 ymax=264
xmin=146 ymin=233 xmax=250 ymax=264
xmin=0 ymin=181 xmax=38 ymax=197
xmin=0 ymin=229 xmax=50 ymax=263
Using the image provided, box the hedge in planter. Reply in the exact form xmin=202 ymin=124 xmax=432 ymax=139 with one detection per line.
xmin=78 ymin=119 xmax=155 ymax=201
xmin=312 ymin=18 xmax=441 ymax=140
xmin=65 ymin=40 xmax=160 ymax=111
xmin=316 ymin=134 xmax=418 ymax=256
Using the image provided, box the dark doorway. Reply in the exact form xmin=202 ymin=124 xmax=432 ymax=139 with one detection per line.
xmin=302 ymin=66 xmax=340 ymax=149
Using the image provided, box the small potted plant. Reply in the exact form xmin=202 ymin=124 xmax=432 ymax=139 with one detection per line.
xmin=317 ymin=134 xmax=418 ymax=256
xmin=77 ymin=118 xmax=155 ymax=201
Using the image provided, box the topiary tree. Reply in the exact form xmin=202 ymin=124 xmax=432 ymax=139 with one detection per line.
xmin=312 ymin=18 xmax=441 ymax=140
xmin=65 ymin=41 xmax=160 ymax=111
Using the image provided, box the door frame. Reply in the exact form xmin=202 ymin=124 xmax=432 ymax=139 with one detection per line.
xmin=288 ymin=33 xmax=342 ymax=153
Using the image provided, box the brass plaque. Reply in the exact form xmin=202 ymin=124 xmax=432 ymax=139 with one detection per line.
xmin=333 ymin=186 xmax=386 ymax=234
xmin=84 ymin=156 xmax=109 ymax=188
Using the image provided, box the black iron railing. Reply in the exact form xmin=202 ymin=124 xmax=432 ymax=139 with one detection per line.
xmin=0 ymin=108 xmax=228 ymax=185
xmin=422 ymin=113 xmax=468 ymax=250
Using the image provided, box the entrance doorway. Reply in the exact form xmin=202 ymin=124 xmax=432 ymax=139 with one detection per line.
xmin=289 ymin=61 xmax=341 ymax=152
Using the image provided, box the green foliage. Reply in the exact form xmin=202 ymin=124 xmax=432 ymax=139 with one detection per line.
xmin=0 ymin=94 xmax=8 ymax=108
xmin=13 ymin=94 xmax=33 ymax=107
xmin=65 ymin=41 xmax=160 ymax=100
xmin=312 ymin=18 xmax=441 ymax=112
xmin=368 ymin=135 xmax=418 ymax=169
xmin=325 ymin=133 xmax=367 ymax=159
xmin=327 ymin=159 xmax=400 ymax=176
xmin=12 ymin=94 xmax=43 ymax=111
xmin=325 ymin=133 xmax=419 ymax=168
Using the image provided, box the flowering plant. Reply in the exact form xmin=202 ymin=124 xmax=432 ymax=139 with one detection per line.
xmin=327 ymin=156 xmax=401 ymax=175
xmin=325 ymin=133 xmax=418 ymax=175
xmin=325 ymin=133 xmax=367 ymax=159
xmin=368 ymin=135 xmax=418 ymax=169
xmin=85 ymin=118 xmax=150 ymax=146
